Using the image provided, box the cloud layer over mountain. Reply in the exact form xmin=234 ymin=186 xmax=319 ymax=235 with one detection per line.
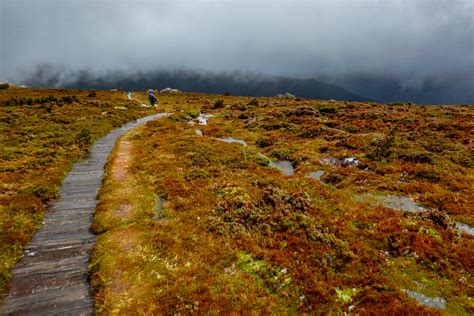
xmin=1 ymin=0 xmax=473 ymax=103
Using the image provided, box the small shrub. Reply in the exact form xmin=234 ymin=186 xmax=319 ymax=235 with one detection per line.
xmin=322 ymin=173 xmax=345 ymax=184
xmin=336 ymin=139 xmax=358 ymax=150
xmin=345 ymin=104 xmax=356 ymax=110
xmin=168 ymin=113 xmax=186 ymax=122
xmin=317 ymin=105 xmax=338 ymax=115
xmin=261 ymin=122 xmax=289 ymax=131
xmin=213 ymin=100 xmax=225 ymax=109
xmin=318 ymin=146 xmax=329 ymax=153
xmin=270 ymin=149 xmax=290 ymax=160
xmin=0 ymin=83 xmax=10 ymax=89
xmin=238 ymin=113 xmax=249 ymax=119
xmin=254 ymin=155 xmax=270 ymax=166
xmin=299 ymin=127 xmax=336 ymax=138
xmin=62 ymin=96 xmax=73 ymax=104
xmin=398 ymin=151 xmax=433 ymax=164
xmin=256 ymin=138 xmax=273 ymax=148
xmin=40 ymin=104 xmax=54 ymax=113
xmin=185 ymin=169 xmax=210 ymax=180
xmin=247 ymin=98 xmax=259 ymax=106
xmin=186 ymin=110 xmax=200 ymax=119
xmin=323 ymin=121 xmax=337 ymax=128
xmin=76 ymin=128 xmax=92 ymax=147
xmin=367 ymin=134 xmax=395 ymax=161
xmin=286 ymin=106 xmax=317 ymax=116
xmin=413 ymin=170 xmax=440 ymax=182
xmin=21 ymin=185 xmax=58 ymax=202
xmin=344 ymin=125 xmax=360 ymax=133
xmin=62 ymin=96 xmax=78 ymax=104
xmin=231 ymin=103 xmax=248 ymax=111
xmin=88 ymin=91 xmax=97 ymax=97
xmin=450 ymin=151 xmax=473 ymax=168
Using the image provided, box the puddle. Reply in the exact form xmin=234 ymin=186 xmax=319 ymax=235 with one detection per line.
xmin=197 ymin=113 xmax=214 ymax=125
xmin=404 ymin=290 xmax=446 ymax=310
xmin=258 ymin=153 xmax=294 ymax=176
xmin=154 ymin=196 xmax=166 ymax=221
xmin=361 ymin=194 xmax=427 ymax=212
xmin=215 ymin=137 xmax=248 ymax=147
xmin=455 ymin=222 xmax=474 ymax=236
xmin=269 ymin=160 xmax=294 ymax=176
xmin=360 ymin=195 xmax=473 ymax=236
xmin=195 ymin=129 xmax=203 ymax=136
xmin=306 ymin=170 xmax=324 ymax=180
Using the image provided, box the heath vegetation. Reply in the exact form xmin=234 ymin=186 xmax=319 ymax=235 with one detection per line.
xmin=90 ymin=92 xmax=473 ymax=314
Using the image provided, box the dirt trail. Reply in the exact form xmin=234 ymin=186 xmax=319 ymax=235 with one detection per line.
xmin=2 ymin=113 xmax=168 ymax=315
xmin=109 ymin=135 xmax=135 ymax=221
xmin=112 ymin=140 xmax=133 ymax=182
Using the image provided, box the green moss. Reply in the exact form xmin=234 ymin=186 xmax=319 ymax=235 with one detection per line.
xmin=254 ymin=154 xmax=270 ymax=166
xmin=236 ymin=252 xmax=291 ymax=293
xmin=335 ymin=287 xmax=359 ymax=303
xmin=186 ymin=110 xmax=200 ymax=119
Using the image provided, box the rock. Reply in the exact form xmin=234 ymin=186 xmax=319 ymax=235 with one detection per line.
xmin=276 ymin=92 xmax=296 ymax=99
xmin=320 ymin=156 xmax=361 ymax=167
xmin=160 ymin=87 xmax=181 ymax=94
xmin=197 ymin=113 xmax=213 ymax=125
xmin=341 ymin=156 xmax=360 ymax=167
xmin=320 ymin=157 xmax=341 ymax=166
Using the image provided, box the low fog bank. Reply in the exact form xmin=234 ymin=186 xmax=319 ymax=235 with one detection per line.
xmin=9 ymin=64 xmax=474 ymax=104
xmin=12 ymin=64 xmax=370 ymax=102
xmin=320 ymin=73 xmax=474 ymax=105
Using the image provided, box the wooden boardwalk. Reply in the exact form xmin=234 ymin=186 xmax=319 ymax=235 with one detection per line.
xmin=2 ymin=113 xmax=168 ymax=315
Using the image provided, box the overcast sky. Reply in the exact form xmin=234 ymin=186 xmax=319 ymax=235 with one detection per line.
xmin=1 ymin=0 xmax=473 ymax=83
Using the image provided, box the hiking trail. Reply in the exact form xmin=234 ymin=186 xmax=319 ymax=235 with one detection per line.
xmin=2 ymin=113 xmax=168 ymax=315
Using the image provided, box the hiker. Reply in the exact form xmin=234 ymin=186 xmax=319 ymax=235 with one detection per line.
xmin=148 ymin=89 xmax=157 ymax=106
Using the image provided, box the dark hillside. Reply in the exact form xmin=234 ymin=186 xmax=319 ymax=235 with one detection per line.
xmin=22 ymin=68 xmax=371 ymax=102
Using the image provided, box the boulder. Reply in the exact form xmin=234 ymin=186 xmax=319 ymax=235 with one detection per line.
xmin=160 ymin=87 xmax=181 ymax=94
xmin=276 ymin=92 xmax=296 ymax=99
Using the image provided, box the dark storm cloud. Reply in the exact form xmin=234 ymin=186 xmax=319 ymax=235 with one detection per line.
xmin=1 ymin=0 xmax=473 ymax=102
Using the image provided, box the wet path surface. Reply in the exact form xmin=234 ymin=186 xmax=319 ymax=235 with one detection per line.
xmin=2 ymin=113 xmax=168 ymax=315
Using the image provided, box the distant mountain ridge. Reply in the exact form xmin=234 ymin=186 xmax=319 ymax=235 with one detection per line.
xmin=14 ymin=65 xmax=474 ymax=104
xmin=21 ymin=67 xmax=371 ymax=102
